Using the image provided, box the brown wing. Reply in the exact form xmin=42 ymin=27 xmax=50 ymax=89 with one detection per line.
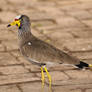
xmin=20 ymin=37 xmax=80 ymax=65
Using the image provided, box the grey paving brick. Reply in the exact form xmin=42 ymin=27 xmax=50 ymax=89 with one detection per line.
xmin=18 ymin=82 xmax=48 ymax=92
xmin=0 ymin=85 xmax=21 ymax=92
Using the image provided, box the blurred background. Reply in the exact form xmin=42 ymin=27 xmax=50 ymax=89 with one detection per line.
xmin=0 ymin=0 xmax=92 ymax=92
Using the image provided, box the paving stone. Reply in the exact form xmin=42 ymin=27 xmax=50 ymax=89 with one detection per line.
xmin=49 ymin=71 xmax=69 ymax=81
xmin=18 ymin=57 xmax=41 ymax=72
xmin=22 ymin=11 xmax=55 ymax=21
xmin=0 ymin=73 xmax=40 ymax=85
xmin=77 ymin=3 xmax=92 ymax=10
xmin=72 ymin=52 xmax=92 ymax=60
xmin=44 ymin=70 xmax=92 ymax=86
xmin=17 ymin=7 xmax=37 ymax=16
xmin=31 ymin=28 xmax=45 ymax=38
xmin=62 ymin=38 xmax=92 ymax=51
xmin=53 ymin=87 xmax=81 ymax=92
xmin=0 ymin=27 xmax=17 ymax=41
xmin=0 ymin=24 xmax=7 ymax=30
xmin=36 ymin=25 xmax=62 ymax=33
xmin=47 ymin=29 xmax=73 ymax=40
xmin=0 ymin=0 xmax=7 ymax=5
xmin=28 ymin=1 xmax=56 ymax=12
xmin=56 ymin=16 xmax=84 ymax=28
xmin=86 ymin=89 xmax=92 ymax=92
xmin=2 ymin=40 xmax=18 ymax=51
xmin=88 ymin=9 xmax=92 ymax=14
xmin=8 ymin=0 xmax=24 ymax=4
xmin=0 ymin=11 xmax=17 ymax=23
xmin=11 ymin=50 xmax=21 ymax=58
xmin=60 ymin=3 xmax=92 ymax=11
xmin=0 ymin=65 xmax=29 ymax=74
xmin=49 ymin=28 xmax=92 ymax=39
xmin=0 ymin=85 xmax=21 ymax=92
xmin=32 ymin=20 xmax=54 ymax=28
xmin=0 ymin=0 xmax=7 ymax=11
xmin=19 ymin=82 xmax=48 ymax=92
xmin=57 ymin=0 xmax=80 ymax=6
xmin=0 ymin=44 xmax=5 ymax=52
xmin=18 ymin=56 xmax=32 ymax=65
xmin=17 ymin=56 xmax=41 ymax=72
xmin=53 ymin=83 xmax=92 ymax=92
xmin=82 ymin=20 xmax=92 ymax=28
xmin=37 ymin=6 xmax=64 ymax=17
xmin=8 ymin=0 xmax=37 ymax=5
xmin=66 ymin=84 xmax=92 ymax=89
xmin=1 ymin=4 xmax=16 ymax=12
xmin=83 ymin=59 xmax=92 ymax=64
xmin=79 ymin=0 xmax=92 ymax=2
xmin=32 ymin=1 xmax=55 ymax=7
xmin=67 ymin=10 xmax=92 ymax=20
xmin=65 ymin=70 xmax=92 ymax=79
xmin=29 ymin=65 xmax=41 ymax=72
xmin=60 ymin=4 xmax=82 ymax=11
xmin=68 ymin=28 xmax=92 ymax=38
xmin=51 ymin=78 xmax=92 ymax=86
xmin=0 ymin=53 xmax=21 ymax=65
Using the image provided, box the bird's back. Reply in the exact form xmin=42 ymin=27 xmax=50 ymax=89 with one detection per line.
xmin=20 ymin=35 xmax=80 ymax=65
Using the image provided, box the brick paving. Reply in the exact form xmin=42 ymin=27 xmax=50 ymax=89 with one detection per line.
xmin=0 ymin=0 xmax=92 ymax=92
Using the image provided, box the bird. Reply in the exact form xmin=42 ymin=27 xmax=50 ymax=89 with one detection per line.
xmin=7 ymin=15 xmax=92 ymax=91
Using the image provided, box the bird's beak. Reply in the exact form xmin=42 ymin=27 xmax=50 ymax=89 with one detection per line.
xmin=7 ymin=20 xmax=20 ymax=27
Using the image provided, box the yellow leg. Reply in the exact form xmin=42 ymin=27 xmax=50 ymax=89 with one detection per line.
xmin=44 ymin=66 xmax=52 ymax=92
xmin=41 ymin=67 xmax=45 ymax=90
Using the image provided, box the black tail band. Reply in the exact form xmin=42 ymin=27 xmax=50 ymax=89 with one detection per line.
xmin=75 ymin=61 xmax=89 ymax=69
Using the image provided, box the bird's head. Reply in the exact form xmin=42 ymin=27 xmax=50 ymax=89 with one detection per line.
xmin=7 ymin=15 xmax=30 ymax=29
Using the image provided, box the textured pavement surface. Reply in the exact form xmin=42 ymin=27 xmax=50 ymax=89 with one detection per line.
xmin=0 ymin=0 xmax=92 ymax=92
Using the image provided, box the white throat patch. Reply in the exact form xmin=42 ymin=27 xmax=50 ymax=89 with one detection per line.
xmin=15 ymin=15 xmax=21 ymax=19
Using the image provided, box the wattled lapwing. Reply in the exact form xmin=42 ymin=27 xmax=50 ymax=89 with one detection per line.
xmin=7 ymin=15 xmax=92 ymax=91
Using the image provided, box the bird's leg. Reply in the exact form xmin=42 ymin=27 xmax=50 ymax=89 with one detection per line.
xmin=41 ymin=66 xmax=45 ymax=90
xmin=89 ymin=64 xmax=92 ymax=67
xmin=44 ymin=66 xmax=52 ymax=92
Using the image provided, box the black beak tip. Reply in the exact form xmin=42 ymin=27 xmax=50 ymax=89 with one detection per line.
xmin=7 ymin=24 xmax=11 ymax=27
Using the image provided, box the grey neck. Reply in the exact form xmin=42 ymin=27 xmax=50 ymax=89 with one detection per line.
xmin=18 ymin=25 xmax=32 ymax=43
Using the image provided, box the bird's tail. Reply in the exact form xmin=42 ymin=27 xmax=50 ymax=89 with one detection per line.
xmin=75 ymin=61 xmax=92 ymax=69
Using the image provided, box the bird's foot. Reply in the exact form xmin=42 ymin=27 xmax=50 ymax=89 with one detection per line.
xmin=41 ymin=66 xmax=52 ymax=92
